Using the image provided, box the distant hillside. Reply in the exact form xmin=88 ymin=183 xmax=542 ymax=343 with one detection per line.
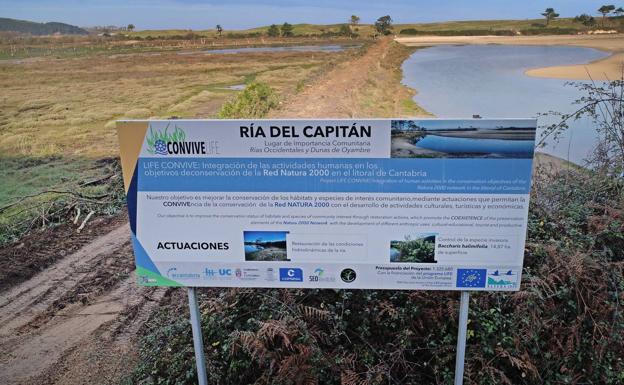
xmin=126 ymin=17 xmax=624 ymax=39
xmin=0 ymin=17 xmax=88 ymax=35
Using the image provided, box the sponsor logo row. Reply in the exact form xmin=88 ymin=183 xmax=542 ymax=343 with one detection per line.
xmin=154 ymin=266 xmax=518 ymax=289
xmin=164 ymin=266 xmax=357 ymax=283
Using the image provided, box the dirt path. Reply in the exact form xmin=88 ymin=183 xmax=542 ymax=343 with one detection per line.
xmin=270 ymin=37 xmax=429 ymax=118
xmin=0 ymin=221 xmax=167 ymax=385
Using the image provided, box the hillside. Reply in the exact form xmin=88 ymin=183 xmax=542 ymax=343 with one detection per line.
xmin=2 ymin=15 xmax=621 ymax=39
xmin=0 ymin=17 xmax=88 ymax=35
xmin=245 ymin=18 xmax=591 ymax=35
xmin=125 ymin=17 xmax=624 ymax=39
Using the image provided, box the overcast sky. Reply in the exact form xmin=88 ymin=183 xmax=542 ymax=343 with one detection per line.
xmin=1 ymin=0 xmax=618 ymax=30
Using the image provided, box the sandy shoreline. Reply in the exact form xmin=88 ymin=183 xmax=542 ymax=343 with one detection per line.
xmin=525 ymin=52 xmax=624 ymax=81
xmin=396 ymin=34 xmax=624 ymax=81
xmin=391 ymin=136 xmax=442 ymax=157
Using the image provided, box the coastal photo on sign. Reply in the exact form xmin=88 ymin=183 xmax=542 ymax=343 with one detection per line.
xmin=390 ymin=119 xmax=536 ymax=158
xmin=243 ymin=230 xmax=289 ymax=261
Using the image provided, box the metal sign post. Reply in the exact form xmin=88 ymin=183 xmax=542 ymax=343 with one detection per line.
xmin=454 ymin=291 xmax=470 ymax=385
xmin=186 ymin=287 xmax=472 ymax=385
xmin=188 ymin=287 xmax=208 ymax=385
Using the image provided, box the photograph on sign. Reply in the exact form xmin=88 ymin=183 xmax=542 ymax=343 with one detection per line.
xmin=117 ymin=119 xmax=536 ymax=291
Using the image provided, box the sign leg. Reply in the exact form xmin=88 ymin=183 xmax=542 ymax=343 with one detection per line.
xmin=454 ymin=291 xmax=470 ymax=385
xmin=188 ymin=287 xmax=208 ymax=385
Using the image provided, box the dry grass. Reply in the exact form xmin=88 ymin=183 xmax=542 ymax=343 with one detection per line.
xmin=0 ymin=38 xmax=361 ymax=242
xmin=0 ymin=45 xmax=353 ymax=159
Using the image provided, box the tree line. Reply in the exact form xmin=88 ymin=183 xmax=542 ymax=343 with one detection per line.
xmin=206 ymin=15 xmax=394 ymax=39
xmin=123 ymin=5 xmax=624 ymax=38
xmin=543 ymin=4 xmax=624 ymax=27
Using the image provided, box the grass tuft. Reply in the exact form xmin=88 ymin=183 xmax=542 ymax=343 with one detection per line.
xmin=218 ymin=81 xmax=279 ymax=118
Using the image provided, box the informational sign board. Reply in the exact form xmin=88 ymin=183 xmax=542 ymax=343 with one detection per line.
xmin=117 ymin=119 xmax=536 ymax=291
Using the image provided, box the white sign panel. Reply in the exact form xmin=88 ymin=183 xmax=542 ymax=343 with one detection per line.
xmin=117 ymin=119 xmax=536 ymax=291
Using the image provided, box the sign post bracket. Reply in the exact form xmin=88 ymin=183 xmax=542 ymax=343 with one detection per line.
xmin=188 ymin=287 xmax=208 ymax=385
xmin=454 ymin=291 xmax=470 ymax=385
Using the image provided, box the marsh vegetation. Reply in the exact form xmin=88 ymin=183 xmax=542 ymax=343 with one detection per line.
xmin=0 ymin=35 xmax=359 ymax=244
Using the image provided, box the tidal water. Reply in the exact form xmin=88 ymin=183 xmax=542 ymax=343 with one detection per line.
xmin=402 ymin=45 xmax=610 ymax=164
xmin=179 ymin=44 xmax=361 ymax=55
xmin=416 ymin=135 xmax=535 ymax=157
xmin=244 ymin=245 xmax=264 ymax=253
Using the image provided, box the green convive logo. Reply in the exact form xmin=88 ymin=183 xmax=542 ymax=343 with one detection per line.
xmin=146 ymin=124 xmax=215 ymax=155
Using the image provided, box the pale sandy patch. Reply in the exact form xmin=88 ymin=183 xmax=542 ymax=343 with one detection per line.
xmin=391 ymin=136 xmax=443 ymax=157
xmin=525 ymin=52 xmax=624 ymax=81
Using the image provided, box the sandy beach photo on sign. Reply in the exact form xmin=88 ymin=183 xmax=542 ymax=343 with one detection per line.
xmin=391 ymin=119 xmax=536 ymax=158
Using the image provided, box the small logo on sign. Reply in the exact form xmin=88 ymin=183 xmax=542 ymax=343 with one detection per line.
xmin=486 ymin=269 xmax=518 ymax=289
xmin=340 ymin=268 xmax=356 ymax=283
xmin=139 ymin=276 xmax=157 ymax=284
xmin=146 ymin=125 xmax=186 ymax=155
xmin=279 ymin=268 xmax=303 ymax=282
xmin=308 ymin=267 xmax=336 ymax=282
xmin=456 ymin=269 xmax=487 ymax=288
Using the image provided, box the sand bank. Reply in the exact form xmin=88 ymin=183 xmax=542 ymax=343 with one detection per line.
xmin=525 ymin=52 xmax=624 ymax=81
xmin=396 ymin=34 xmax=624 ymax=81
xmin=390 ymin=136 xmax=443 ymax=157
